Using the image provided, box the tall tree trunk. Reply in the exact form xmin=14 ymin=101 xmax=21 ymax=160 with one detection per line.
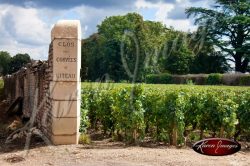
xmin=242 ymin=58 xmax=249 ymax=73
xmin=235 ymin=55 xmax=249 ymax=73
xmin=235 ymin=55 xmax=243 ymax=72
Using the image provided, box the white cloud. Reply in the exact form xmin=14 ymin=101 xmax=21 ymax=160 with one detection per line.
xmin=0 ymin=0 xmax=210 ymax=60
xmin=1 ymin=43 xmax=49 ymax=60
xmin=73 ymin=5 xmax=134 ymax=38
xmin=164 ymin=19 xmax=196 ymax=31
xmin=0 ymin=4 xmax=51 ymax=59
xmin=136 ymin=0 xmax=197 ymax=32
xmin=135 ymin=0 xmax=174 ymax=13
xmin=0 ymin=3 xmax=135 ymax=60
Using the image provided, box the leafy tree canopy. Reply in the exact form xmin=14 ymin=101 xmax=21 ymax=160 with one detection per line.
xmin=186 ymin=0 xmax=250 ymax=73
xmin=9 ymin=53 xmax=31 ymax=74
xmin=0 ymin=51 xmax=11 ymax=76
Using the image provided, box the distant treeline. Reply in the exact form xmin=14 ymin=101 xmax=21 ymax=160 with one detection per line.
xmin=81 ymin=0 xmax=250 ymax=82
xmin=0 ymin=51 xmax=31 ymax=76
xmin=81 ymin=13 xmax=230 ymax=82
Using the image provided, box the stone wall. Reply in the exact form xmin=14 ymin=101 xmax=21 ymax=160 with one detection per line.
xmin=3 ymin=50 xmax=54 ymax=143
xmin=3 ymin=20 xmax=81 ymax=145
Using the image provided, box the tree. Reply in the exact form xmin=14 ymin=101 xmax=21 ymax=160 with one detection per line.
xmin=82 ymin=13 xmax=171 ymax=82
xmin=82 ymin=12 xmax=233 ymax=81
xmin=9 ymin=53 xmax=31 ymax=74
xmin=0 ymin=51 xmax=11 ymax=76
xmin=191 ymin=51 xmax=230 ymax=73
xmin=188 ymin=28 xmax=230 ymax=73
xmin=186 ymin=0 xmax=250 ymax=73
xmin=160 ymin=30 xmax=194 ymax=74
xmin=142 ymin=21 xmax=171 ymax=75
xmin=98 ymin=13 xmax=147 ymax=82
xmin=82 ymin=33 xmax=106 ymax=81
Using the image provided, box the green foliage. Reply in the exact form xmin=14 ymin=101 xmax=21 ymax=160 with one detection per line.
xmin=111 ymin=85 xmax=145 ymax=142
xmin=81 ymin=83 xmax=250 ymax=145
xmin=239 ymin=75 xmax=250 ymax=86
xmin=185 ymin=79 xmax=194 ymax=85
xmin=0 ymin=51 xmax=31 ymax=75
xmin=145 ymin=73 xmax=250 ymax=86
xmin=237 ymin=91 xmax=250 ymax=134
xmin=191 ymin=51 xmax=230 ymax=74
xmin=80 ymin=90 xmax=91 ymax=133
xmin=81 ymin=12 xmax=231 ymax=82
xmin=163 ymin=91 xmax=186 ymax=144
xmin=83 ymin=13 xmax=150 ymax=82
xmin=186 ymin=0 xmax=250 ymax=73
xmin=79 ymin=133 xmax=91 ymax=144
xmin=96 ymin=90 xmax=115 ymax=134
xmin=145 ymin=73 xmax=173 ymax=84
xmin=160 ymin=31 xmax=194 ymax=74
xmin=188 ymin=27 xmax=230 ymax=74
xmin=81 ymin=88 xmax=98 ymax=130
xmin=0 ymin=79 xmax=3 ymax=89
xmin=0 ymin=79 xmax=4 ymax=99
xmin=206 ymin=73 xmax=222 ymax=85
xmin=0 ymin=51 xmax=11 ymax=76
xmin=195 ymin=91 xmax=238 ymax=137
xmin=9 ymin=53 xmax=31 ymax=74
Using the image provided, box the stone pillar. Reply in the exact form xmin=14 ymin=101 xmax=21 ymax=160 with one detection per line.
xmin=50 ymin=20 xmax=81 ymax=145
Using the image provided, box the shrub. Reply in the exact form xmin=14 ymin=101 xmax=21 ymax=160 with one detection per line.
xmin=80 ymin=95 xmax=90 ymax=133
xmin=0 ymin=79 xmax=4 ymax=99
xmin=206 ymin=73 xmax=222 ymax=85
xmin=187 ymin=74 xmax=207 ymax=85
xmin=81 ymin=83 xmax=250 ymax=145
xmin=145 ymin=73 xmax=250 ymax=86
xmin=239 ymin=75 xmax=250 ymax=86
xmin=145 ymin=73 xmax=173 ymax=84
xmin=0 ymin=79 xmax=4 ymax=89
xmin=96 ymin=90 xmax=115 ymax=135
xmin=185 ymin=79 xmax=194 ymax=85
xmin=236 ymin=91 xmax=250 ymax=135
xmin=111 ymin=85 xmax=145 ymax=143
xmin=79 ymin=133 xmax=91 ymax=144
xmin=163 ymin=91 xmax=186 ymax=145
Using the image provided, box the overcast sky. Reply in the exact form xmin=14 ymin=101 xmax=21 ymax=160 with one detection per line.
xmin=0 ymin=0 xmax=212 ymax=60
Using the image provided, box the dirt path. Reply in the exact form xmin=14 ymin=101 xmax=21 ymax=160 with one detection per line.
xmin=0 ymin=139 xmax=249 ymax=166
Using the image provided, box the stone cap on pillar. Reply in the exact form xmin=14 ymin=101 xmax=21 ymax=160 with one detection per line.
xmin=51 ymin=20 xmax=81 ymax=40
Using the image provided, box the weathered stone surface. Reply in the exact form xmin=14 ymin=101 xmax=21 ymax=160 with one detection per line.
xmin=50 ymin=20 xmax=81 ymax=145
xmin=51 ymin=20 xmax=81 ymax=40
xmin=49 ymin=81 xmax=81 ymax=100
xmin=51 ymin=20 xmax=81 ymax=82
xmin=52 ymin=38 xmax=81 ymax=82
xmin=3 ymin=20 xmax=81 ymax=145
xmin=51 ymin=100 xmax=80 ymax=118
xmin=51 ymin=134 xmax=79 ymax=145
xmin=51 ymin=117 xmax=80 ymax=135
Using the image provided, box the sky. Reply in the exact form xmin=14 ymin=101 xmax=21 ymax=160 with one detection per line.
xmin=0 ymin=0 xmax=213 ymax=60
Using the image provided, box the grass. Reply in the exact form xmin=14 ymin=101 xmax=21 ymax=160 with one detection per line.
xmin=79 ymin=133 xmax=91 ymax=144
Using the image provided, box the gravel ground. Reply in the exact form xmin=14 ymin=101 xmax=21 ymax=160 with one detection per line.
xmin=0 ymin=140 xmax=250 ymax=166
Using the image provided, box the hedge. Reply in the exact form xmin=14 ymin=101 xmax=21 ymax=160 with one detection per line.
xmin=81 ymin=84 xmax=250 ymax=145
xmin=145 ymin=73 xmax=173 ymax=84
xmin=206 ymin=73 xmax=222 ymax=85
xmin=239 ymin=75 xmax=250 ymax=86
xmin=145 ymin=73 xmax=250 ymax=86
